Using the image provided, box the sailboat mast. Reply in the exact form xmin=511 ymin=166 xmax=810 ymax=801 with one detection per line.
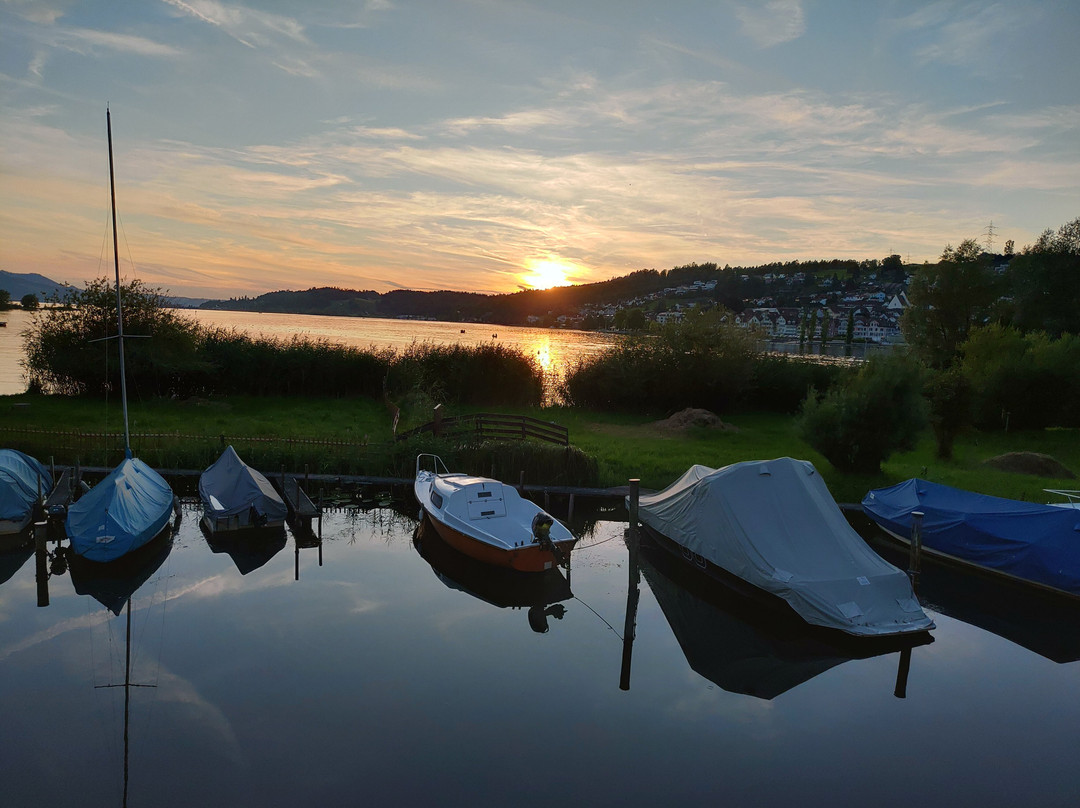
xmin=106 ymin=107 xmax=132 ymax=454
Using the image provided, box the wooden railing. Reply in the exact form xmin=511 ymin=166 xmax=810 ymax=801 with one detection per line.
xmin=398 ymin=412 xmax=569 ymax=447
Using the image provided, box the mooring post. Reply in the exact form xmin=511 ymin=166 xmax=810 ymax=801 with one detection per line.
xmin=50 ymin=455 xmax=55 ymax=481
xmin=544 ymin=489 xmax=550 ymax=511
xmin=432 ymin=403 xmax=443 ymax=438
xmin=294 ymin=541 xmax=300 ymax=582
xmin=620 ymin=478 xmax=642 ymax=691
xmin=519 ymin=470 xmax=525 ymax=496
xmin=908 ymin=510 xmax=924 ymax=593
xmin=34 ymin=520 xmax=49 ymax=608
xmin=894 ymin=647 xmax=912 ymax=699
xmin=567 ymin=492 xmax=575 ymax=523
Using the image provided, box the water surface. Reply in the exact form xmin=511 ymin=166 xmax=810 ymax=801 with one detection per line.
xmin=1 ymin=504 xmax=1077 ymax=807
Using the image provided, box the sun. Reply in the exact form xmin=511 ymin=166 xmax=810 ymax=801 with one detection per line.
xmin=520 ymin=259 xmax=574 ymax=290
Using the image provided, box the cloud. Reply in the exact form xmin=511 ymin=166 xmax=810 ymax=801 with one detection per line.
xmin=54 ymin=26 xmax=183 ymax=57
xmin=162 ymin=0 xmax=308 ymax=49
xmin=733 ymin=0 xmax=806 ymax=47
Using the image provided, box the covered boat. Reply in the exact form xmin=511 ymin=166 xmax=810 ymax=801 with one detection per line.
xmin=635 ymin=458 xmax=934 ymax=638
xmin=862 ymin=479 xmax=1080 ymax=600
xmin=66 ymin=454 xmax=175 ymax=563
xmin=414 ymin=454 xmax=576 ymax=572
xmin=0 ymin=449 xmax=51 ymax=535
xmin=199 ymin=446 xmax=287 ymax=534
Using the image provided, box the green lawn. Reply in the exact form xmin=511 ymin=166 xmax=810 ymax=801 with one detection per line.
xmin=3 ymin=392 xmax=1077 ymax=504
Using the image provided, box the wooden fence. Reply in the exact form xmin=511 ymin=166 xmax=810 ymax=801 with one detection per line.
xmin=397 ymin=412 xmax=568 ymax=446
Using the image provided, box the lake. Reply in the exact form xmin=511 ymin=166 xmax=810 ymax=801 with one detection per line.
xmin=0 ymin=308 xmax=619 ymax=398
xmin=2 ymin=500 xmax=1078 ymax=807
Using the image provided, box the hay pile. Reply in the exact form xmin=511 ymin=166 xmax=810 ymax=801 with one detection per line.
xmin=651 ymin=408 xmax=738 ymax=433
xmin=983 ymin=452 xmax=1075 ymax=479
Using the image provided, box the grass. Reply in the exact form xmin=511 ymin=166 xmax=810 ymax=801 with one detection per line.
xmin=3 ymin=392 xmax=1078 ymax=504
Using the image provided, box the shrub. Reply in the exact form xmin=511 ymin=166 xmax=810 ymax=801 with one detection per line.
xmin=797 ymin=352 xmax=927 ymax=473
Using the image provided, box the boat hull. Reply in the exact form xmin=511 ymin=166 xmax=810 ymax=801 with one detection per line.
xmin=422 ymin=509 xmax=575 ymax=572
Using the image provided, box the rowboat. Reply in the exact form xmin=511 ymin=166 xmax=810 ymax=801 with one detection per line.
xmin=65 ymin=109 xmax=176 ymax=563
xmin=634 ymin=458 xmax=934 ymax=638
xmin=862 ymin=478 xmax=1080 ymax=600
xmin=413 ymin=454 xmax=576 ymax=572
xmin=0 ymin=449 xmax=51 ymax=535
xmin=199 ymin=445 xmax=287 ymax=534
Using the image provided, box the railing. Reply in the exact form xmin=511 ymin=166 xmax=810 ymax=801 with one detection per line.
xmin=398 ymin=413 xmax=569 ymax=447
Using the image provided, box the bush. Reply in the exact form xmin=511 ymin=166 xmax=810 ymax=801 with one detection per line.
xmin=797 ymin=352 xmax=927 ymax=473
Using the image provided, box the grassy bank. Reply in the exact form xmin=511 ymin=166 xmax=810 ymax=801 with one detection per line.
xmin=3 ymin=392 xmax=1077 ymax=504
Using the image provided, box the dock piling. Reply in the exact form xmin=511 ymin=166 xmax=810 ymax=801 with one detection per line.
xmin=34 ymin=521 xmax=49 ymax=608
xmin=908 ymin=510 xmax=924 ymax=593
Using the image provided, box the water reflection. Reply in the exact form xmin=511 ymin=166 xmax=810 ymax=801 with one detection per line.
xmin=637 ymin=541 xmax=931 ymax=700
xmin=203 ymin=526 xmax=287 ymax=577
xmin=67 ymin=529 xmax=175 ymax=615
xmin=412 ymin=515 xmax=572 ymax=633
xmin=0 ymin=539 xmax=33 ymax=588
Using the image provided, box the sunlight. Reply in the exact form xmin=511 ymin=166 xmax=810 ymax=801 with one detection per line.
xmin=520 ymin=258 xmax=574 ymax=290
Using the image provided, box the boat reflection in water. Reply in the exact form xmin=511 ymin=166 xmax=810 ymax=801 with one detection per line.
xmin=638 ymin=541 xmax=931 ymax=700
xmin=203 ymin=524 xmax=288 ymax=577
xmin=413 ymin=515 xmax=572 ymax=633
xmin=67 ymin=526 xmax=175 ymax=615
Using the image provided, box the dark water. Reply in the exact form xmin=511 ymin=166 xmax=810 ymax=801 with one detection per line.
xmin=2 ymin=503 xmax=1078 ymax=808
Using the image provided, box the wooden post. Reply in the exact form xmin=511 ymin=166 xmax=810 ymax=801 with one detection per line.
xmin=908 ymin=510 xmax=923 ymax=593
xmin=294 ymin=541 xmax=300 ymax=582
xmin=544 ymin=489 xmax=550 ymax=511
xmin=628 ymin=479 xmax=640 ymax=531
xmin=567 ymin=492 xmax=575 ymax=523
xmin=34 ymin=521 xmax=49 ymax=608
xmin=432 ymin=403 xmax=443 ymax=438
xmin=893 ymin=647 xmax=912 ymax=699
xmin=519 ymin=470 xmax=525 ymax=496
xmin=620 ymin=482 xmax=642 ymax=691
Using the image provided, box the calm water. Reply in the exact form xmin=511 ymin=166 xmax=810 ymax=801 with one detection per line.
xmin=0 ymin=308 xmax=618 ymax=397
xmin=2 ymin=501 xmax=1078 ymax=807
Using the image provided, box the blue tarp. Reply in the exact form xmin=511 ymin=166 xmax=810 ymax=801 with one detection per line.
xmin=862 ymin=479 xmax=1080 ymax=597
xmin=0 ymin=449 xmax=51 ymax=527
xmin=66 ymin=455 xmax=174 ymax=562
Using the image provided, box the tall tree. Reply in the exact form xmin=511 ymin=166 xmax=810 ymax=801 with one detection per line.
xmin=902 ymin=239 xmax=999 ymax=368
xmin=1006 ymin=217 xmax=1080 ymax=337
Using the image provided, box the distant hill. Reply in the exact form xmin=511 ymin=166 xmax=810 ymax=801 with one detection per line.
xmin=0 ymin=270 xmax=78 ymax=301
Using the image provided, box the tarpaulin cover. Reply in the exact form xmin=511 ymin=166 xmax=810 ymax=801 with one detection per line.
xmin=199 ymin=446 xmax=287 ymax=522
xmin=0 ymin=449 xmax=51 ymax=523
xmin=637 ymin=458 xmax=933 ymax=637
xmin=66 ymin=455 xmax=174 ymax=562
xmin=862 ymin=478 xmax=1080 ymax=597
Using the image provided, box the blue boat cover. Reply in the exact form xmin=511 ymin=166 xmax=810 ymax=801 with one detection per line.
xmin=199 ymin=445 xmax=287 ymax=523
xmin=862 ymin=479 xmax=1080 ymax=597
xmin=0 ymin=449 xmax=51 ymax=524
xmin=66 ymin=455 xmax=174 ymax=562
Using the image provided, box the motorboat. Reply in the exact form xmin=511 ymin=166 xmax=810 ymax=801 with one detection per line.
xmin=862 ymin=478 xmax=1080 ymax=600
xmin=0 ymin=449 xmax=51 ymax=535
xmin=199 ymin=445 xmax=287 ymax=534
xmin=413 ymin=454 xmax=576 ymax=572
xmin=65 ymin=109 xmax=176 ymax=563
xmin=633 ymin=458 xmax=934 ymax=638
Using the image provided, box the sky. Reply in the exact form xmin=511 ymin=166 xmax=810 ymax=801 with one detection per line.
xmin=1 ymin=1 xmax=1078 ymax=299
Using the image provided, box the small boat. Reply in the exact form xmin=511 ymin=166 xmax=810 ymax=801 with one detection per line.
xmin=634 ymin=458 xmax=934 ymax=638
xmin=413 ymin=454 xmax=576 ymax=572
xmin=0 ymin=449 xmax=51 ymax=535
xmin=199 ymin=445 xmax=287 ymax=534
xmin=65 ymin=109 xmax=176 ymax=563
xmin=862 ymin=479 xmax=1080 ymax=600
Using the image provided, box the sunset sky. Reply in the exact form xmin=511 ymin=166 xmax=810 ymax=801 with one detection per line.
xmin=2 ymin=1 xmax=1078 ymax=298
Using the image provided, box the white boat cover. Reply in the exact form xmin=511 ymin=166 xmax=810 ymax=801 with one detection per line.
xmin=199 ymin=446 xmax=287 ymax=523
xmin=637 ymin=458 xmax=933 ymax=637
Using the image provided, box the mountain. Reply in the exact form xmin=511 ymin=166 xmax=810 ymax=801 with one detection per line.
xmin=0 ymin=270 xmax=78 ymax=300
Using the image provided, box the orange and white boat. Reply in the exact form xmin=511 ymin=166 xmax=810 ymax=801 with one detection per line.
xmin=413 ymin=454 xmax=576 ymax=572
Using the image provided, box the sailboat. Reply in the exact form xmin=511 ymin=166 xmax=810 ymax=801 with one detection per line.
xmin=65 ymin=109 xmax=176 ymax=563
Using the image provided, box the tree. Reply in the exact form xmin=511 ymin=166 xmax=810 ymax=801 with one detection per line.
xmin=902 ymin=239 xmax=999 ymax=368
xmin=798 ymin=353 xmax=927 ymax=473
xmin=22 ymin=277 xmax=201 ymax=396
xmin=20 ymin=294 xmax=39 ymax=310
xmin=1006 ymin=217 xmax=1080 ymax=337
xmin=926 ymin=367 xmax=970 ymax=460
xmin=0 ymin=289 xmax=9 ymax=308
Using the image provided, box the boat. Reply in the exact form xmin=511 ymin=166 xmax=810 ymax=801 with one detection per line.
xmin=205 ymin=529 xmax=288 ymax=576
xmin=638 ymin=542 xmax=931 ymax=699
xmin=862 ymin=478 xmax=1080 ymax=600
xmin=634 ymin=457 xmax=934 ymax=638
xmin=413 ymin=514 xmax=572 ymax=632
xmin=65 ymin=109 xmax=176 ymax=563
xmin=0 ymin=449 xmax=51 ymax=535
xmin=199 ymin=445 xmax=288 ymax=534
xmin=413 ymin=454 xmax=576 ymax=572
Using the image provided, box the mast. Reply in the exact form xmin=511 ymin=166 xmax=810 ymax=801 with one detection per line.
xmin=107 ymin=107 xmax=132 ymax=455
